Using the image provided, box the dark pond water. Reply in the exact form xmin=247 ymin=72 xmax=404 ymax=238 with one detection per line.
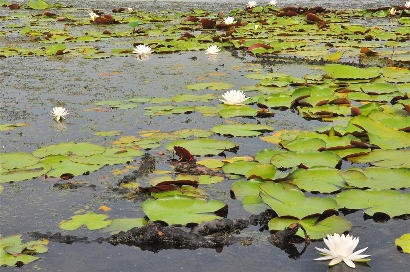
xmin=1 ymin=1 xmax=409 ymax=272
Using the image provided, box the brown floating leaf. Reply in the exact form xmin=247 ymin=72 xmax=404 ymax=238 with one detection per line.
xmin=360 ymin=47 xmax=377 ymax=56
xmin=200 ymin=18 xmax=216 ymax=29
xmin=247 ymin=43 xmax=271 ymax=51
xmin=9 ymin=3 xmax=20 ymax=9
xmin=174 ymin=146 xmax=196 ymax=162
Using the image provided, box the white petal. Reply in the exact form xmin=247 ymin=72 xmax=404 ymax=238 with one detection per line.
xmin=349 ymin=247 xmax=368 ymax=258
xmin=351 ymin=254 xmax=371 ymax=260
xmin=315 ymin=247 xmax=333 ymax=255
xmin=314 ymin=256 xmax=335 ymax=261
xmin=343 ymin=258 xmax=356 ymax=268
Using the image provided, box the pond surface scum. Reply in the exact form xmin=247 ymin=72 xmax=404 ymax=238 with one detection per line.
xmin=0 ymin=0 xmax=409 ymax=271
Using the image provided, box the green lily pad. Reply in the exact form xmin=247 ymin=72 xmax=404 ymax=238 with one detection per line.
xmin=102 ymin=218 xmax=147 ymax=234
xmin=28 ymin=0 xmax=50 ymax=10
xmin=0 ymin=163 xmax=50 ymax=183
xmin=59 ymin=212 xmax=112 ymax=230
xmin=186 ymin=82 xmax=233 ymax=91
xmin=245 ymin=164 xmax=276 ymax=180
xmin=0 ymin=123 xmax=29 ymax=132
xmin=142 ymin=196 xmax=226 ymax=225
xmin=348 ymin=150 xmax=410 ymax=168
xmin=268 ymin=215 xmax=352 ymax=240
xmin=260 ymin=182 xmax=337 ymax=219
xmin=212 ymin=124 xmax=274 ymax=137
xmin=41 ymin=156 xmax=102 ymax=178
xmin=335 ymin=189 xmax=410 ymax=217
xmin=0 ymin=153 xmax=39 ymax=170
xmin=324 ymin=64 xmax=381 ymax=79
xmin=222 ymin=161 xmax=260 ymax=176
xmin=0 ymin=234 xmax=48 ymax=267
xmin=70 ymin=148 xmax=143 ymax=166
xmin=94 ymin=131 xmax=122 ymax=136
xmin=33 ymin=142 xmax=106 ymax=158
xmin=349 ymin=116 xmax=410 ymax=149
xmin=395 ymin=233 xmax=410 ymax=253
xmin=218 ymin=105 xmax=259 ymax=119
xmin=288 ymin=168 xmax=345 ymax=193
xmin=270 ymin=151 xmax=341 ymax=168
xmin=340 ymin=167 xmax=410 ymax=190
xmin=167 ymin=139 xmax=237 ymax=156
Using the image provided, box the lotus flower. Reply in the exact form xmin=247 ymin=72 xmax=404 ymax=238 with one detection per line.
xmin=247 ymin=1 xmax=257 ymax=8
xmin=269 ymin=0 xmax=277 ymax=6
xmin=224 ymin=17 xmax=236 ymax=25
xmin=390 ymin=7 xmax=396 ymax=15
xmin=406 ymin=2 xmax=410 ymax=8
xmin=133 ymin=44 xmax=152 ymax=55
xmin=51 ymin=107 xmax=69 ymax=122
xmin=220 ymin=90 xmax=249 ymax=105
xmin=205 ymin=45 xmax=221 ymax=55
xmin=315 ymin=233 xmax=370 ymax=268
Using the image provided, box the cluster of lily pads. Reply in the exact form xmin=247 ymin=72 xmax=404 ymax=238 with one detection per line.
xmin=0 ymin=0 xmax=409 ymax=64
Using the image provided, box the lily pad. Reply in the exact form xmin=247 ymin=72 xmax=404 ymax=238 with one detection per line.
xmin=0 ymin=153 xmax=39 ymax=170
xmin=260 ymin=182 xmax=338 ymax=219
xmin=270 ymin=151 xmax=341 ymax=168
xmin=268 ymin=215 xmax=352 ymax=240
xmin=0 ymin=234 xmax=48 ymax=267
xmin=212 ymin=124 xmax=274 ymax=137
xmin=395 ymin=233 xmax=410 ymax=254
xmin=102 ymin=218 xmax=147 ymax=234
xmin=142 ymin=196 xmax=226 ymax=225
xmin=33 ymin=142 xmax=106 ymax=158
xmin=59 ymin=212 xmax=112 ymax=230
xmin=324 ymin=64 xmax=381 ymax=79
xmin=218 ymin=105 xmax=259 ymax=118
xmin=335 ymin=189 xmax=410 ymax=217
xmin=340 ymin=168 xmax=410 ymax=190
xmin=167 ymin=139 xmax=237 ymax=156
xmin=288 ymin=168 xmax=346 ymax=193
xmin=186 ymin=81 xmax=233 ymax=91
xmin=348 ymin=150 xmax=410 ymax=168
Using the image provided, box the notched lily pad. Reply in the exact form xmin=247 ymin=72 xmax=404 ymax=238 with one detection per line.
xmin=142 ymin=195 xmax=226 ymax=225
xmin=59 ymin=212 xmax=112 ymax=230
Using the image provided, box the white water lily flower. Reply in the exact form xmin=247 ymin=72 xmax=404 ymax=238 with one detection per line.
xmin=89 ymin=12 xmax=99 ymax=21
xmin=269 ymin=0 xmax=277 ymax=6
xmin=390 ymin=7 xmax=396 ymax=15
xmin=205 ymin=45 xmax=221 ymax=55
xmin=51 ymin=107 xmax=69 ymax=122
xmin=247 ymin=1 xmax=257 ymax=8
xmin=127 ymin=7 xmax=134 ymax=12
xmin=224 ymin=17 xmax=236 ymax=25
xmin=254 ymin=24 xmax=260 ymax=30
xmin=133 ymin=44 xmax=152 ymax=55
xmin=406 ymin=2 xmax=410 ymax=8
xmin=220 ymin=90 xmax=249 ymax=105
xmin=315 ymin=233 xmax=370 ymax=268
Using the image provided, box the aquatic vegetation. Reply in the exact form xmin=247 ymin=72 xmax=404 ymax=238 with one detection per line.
xmin=315 ymin=233 xmax=370 ymax=268
xmin=0 ymin=234 xmax=48 ymax=267
xmin=0 ymin=2 xmax=409 ymax=270
xmin=395 ymin=234 xmax=410 ymax=254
